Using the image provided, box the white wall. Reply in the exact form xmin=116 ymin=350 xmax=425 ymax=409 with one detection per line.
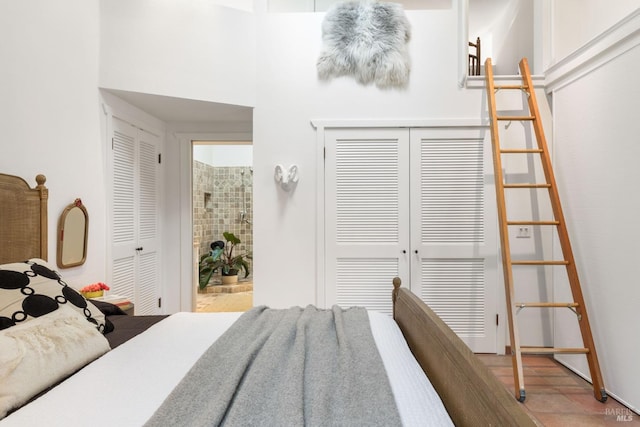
xmin=491 ymin=0 xmax=534 ymax=75
xmin=99 ymin=0 xmax=256 ymax=109
xmin=252 ymin=6 xmax=492 ymax=308
xmin=469 ymin=0 xmax=534 ymax=75
xmin=548 ymin=6 xmax=640 ymax=413
xmin=96 ymin=0 xmax=539 ymax=322
xmin=0 ymin=0 xmax=107 ymax=289
xmin=552 ymin=1 xmax=639 ymax=61
xmin=268 ymin=0 xmax=453 ymax=12
xmin=213 ymin=0 xmax=255 ymax=12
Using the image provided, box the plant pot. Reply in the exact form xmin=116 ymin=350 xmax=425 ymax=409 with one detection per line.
xmin=82 ymin=290 xmax=103 ymax=299
xmin=221 ymin=274 xmax=238 ymax=285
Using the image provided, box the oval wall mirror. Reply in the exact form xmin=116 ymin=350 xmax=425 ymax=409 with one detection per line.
xmin=57 ymin=198 xmax=88 ymax=268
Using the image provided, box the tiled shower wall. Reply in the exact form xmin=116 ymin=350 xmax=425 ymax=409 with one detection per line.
xmin=193 ymin=161 xmax=253 ymax=279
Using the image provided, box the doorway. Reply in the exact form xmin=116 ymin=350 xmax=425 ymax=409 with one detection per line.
xmin=192 ymin=141 xmax=253 ymax=312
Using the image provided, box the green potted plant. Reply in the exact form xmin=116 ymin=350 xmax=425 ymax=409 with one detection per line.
xmin=199 ymin=232 xmax=251 ymax=290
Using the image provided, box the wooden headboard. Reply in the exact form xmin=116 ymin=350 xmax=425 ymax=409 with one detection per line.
xmin=0 ymin=173 xmax=48 ymax=264
xmin=392 ymin=278 xmax=536 ymax=426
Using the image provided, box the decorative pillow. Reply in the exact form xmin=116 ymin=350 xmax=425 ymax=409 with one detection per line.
xmin=0 ymin=259 xmax=108 ymax=333
xmin=0 ymin=305 xmax=111 ymax=418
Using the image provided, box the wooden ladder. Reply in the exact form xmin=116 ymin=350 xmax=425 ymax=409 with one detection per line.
xmin=484 ymin=57 xmax=607 ymax=403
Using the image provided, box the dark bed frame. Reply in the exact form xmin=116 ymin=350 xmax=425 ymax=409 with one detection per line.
xmin=1 ymin=173 xmax=535 ymax=425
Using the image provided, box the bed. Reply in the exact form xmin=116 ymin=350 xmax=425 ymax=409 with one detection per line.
xmin=0 ymin=173 xmax=535 ymax=426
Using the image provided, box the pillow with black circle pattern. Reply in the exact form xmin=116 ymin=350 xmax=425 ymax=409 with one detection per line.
xmin=0 ymin=259 xmax=110 ymax=334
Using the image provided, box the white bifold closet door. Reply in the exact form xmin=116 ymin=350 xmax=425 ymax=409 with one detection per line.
xmin=325 ymin=128 xmax=411 ymax=314
xmin=110 ymin=117 xmax=161 ymax=315
xmin=324 ymin=127 xmax=497 ymax=352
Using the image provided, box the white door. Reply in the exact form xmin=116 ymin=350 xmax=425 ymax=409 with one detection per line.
xmin=110 ymin=117 xmax=161 ymax=315
xmin=324 ymin=126 xmax=497 ymax=352
xmin=325 ymin=128 xmax=410 ymax=315
xmin=409 ymin=127 xmax=497 ymax=353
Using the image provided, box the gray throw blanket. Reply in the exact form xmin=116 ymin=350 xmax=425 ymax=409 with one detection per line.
xmin=145 ymin=305 xmax=402 ymax=427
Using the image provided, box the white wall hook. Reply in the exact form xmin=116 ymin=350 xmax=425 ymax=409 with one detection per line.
xmin=274 ymin=164 xmax=299 ymax=191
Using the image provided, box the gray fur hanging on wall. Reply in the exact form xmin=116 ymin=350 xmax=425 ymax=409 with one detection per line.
xmin=317 ymin=0 xmax=411 ymax=89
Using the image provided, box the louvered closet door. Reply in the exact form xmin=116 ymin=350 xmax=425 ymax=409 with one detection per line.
xmin=409 ymin=127 xmax=497 ymax=352
xmin=111 ymin=118 xmax=137 ymax=305
xmin=110 ymin=118 xmax=161 ymax=315
xmin=135 ymin=129 xmax=160 ymax=314
xmin=325 ymin=128 xmax=410 ymax=315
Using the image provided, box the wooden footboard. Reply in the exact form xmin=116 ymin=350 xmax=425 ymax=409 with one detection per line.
xmin=392 ymin=278 xmax=535 ymax=427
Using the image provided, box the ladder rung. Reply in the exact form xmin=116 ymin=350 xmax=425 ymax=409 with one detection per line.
xmin=520 ymin=347 xmax=589 ymax=355
xmin=507 ymin=220 xmax=560 ymax=226
xmin=511 ymin=260 xmax=569 ymax=265
xmin=497 ymin=115 xmax=535 ymax=121
xmin=494 ymin=84 xmax=528 ymax=90
xmin=500 ymin=149 xmax=543 ymax=154
xmin=515 ymin=302 xmax=578 ymax=308
xmin=504 ymin=183 xmax=551 ymax=189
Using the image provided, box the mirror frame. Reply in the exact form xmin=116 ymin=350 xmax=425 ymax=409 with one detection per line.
xmin=57 ymin=198 xmax=88 ymax=268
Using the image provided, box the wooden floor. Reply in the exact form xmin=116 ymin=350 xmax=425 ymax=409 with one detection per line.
xmin=478 ymin=354 xmax=639 ymax=426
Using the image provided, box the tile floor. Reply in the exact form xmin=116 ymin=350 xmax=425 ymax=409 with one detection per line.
xmin=196 ymin=281 xmax=253 ymax=312
xmin=477 ymin=354 xmax=639 ymax=426
xmin=195 ymin=290 xmax=639 ymax=426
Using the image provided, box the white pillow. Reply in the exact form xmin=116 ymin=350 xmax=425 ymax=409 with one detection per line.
xmin=0 ymin=306 xmax=111 ymax=419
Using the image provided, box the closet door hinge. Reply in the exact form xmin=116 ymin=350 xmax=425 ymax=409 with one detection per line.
xmin=496 ymin=313 xmax=499 ymax=326
xmin=158 ymin=153 xmax=162 ymax=164
xmin=158 ymin=297 xmax=162 ymax=308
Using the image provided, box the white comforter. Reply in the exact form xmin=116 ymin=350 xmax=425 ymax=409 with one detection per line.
xmin=1 ymin=311 xmax=453 ymax=427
